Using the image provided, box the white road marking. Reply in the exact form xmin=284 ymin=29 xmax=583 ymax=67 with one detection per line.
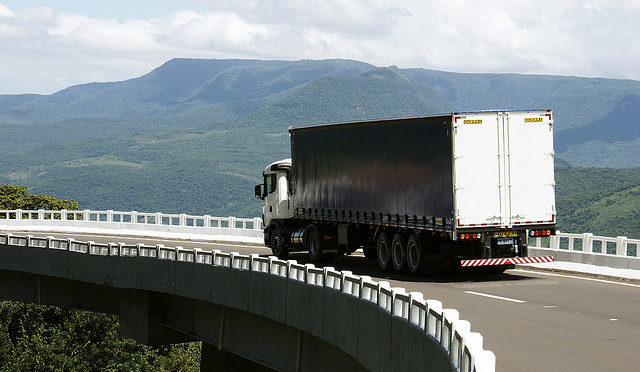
xmin=610 ymin=318 xmax=618 ymax=321
xmin=514 ymin=269 xmax=640 ymax=289
xmin=543 ymin=305 xmax=558 ymax=308
xmin=464 ymin=291 xmax=527 ymax=303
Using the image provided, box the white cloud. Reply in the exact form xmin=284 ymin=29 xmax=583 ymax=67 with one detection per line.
xmin=0 ymin=0 xmax=639 ymax=94
xmin=0 ymin=2 xmax=14 ymax=18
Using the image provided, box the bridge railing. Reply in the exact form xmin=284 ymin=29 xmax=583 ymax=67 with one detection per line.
xmin=0 ymin=209 xmax=264 ymax=243
xmin=0 ymin=232 xmax=495 ymax=372
xmin=528 ymin=232 xmax=640 ymax=270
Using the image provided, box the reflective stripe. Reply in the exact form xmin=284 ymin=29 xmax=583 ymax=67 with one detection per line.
xmin=460 ymin=256 xmax=554 ymax=267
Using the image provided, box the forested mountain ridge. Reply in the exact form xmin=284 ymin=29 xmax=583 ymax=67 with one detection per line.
xmin=1 ymin=58 xmax=639 ymax=237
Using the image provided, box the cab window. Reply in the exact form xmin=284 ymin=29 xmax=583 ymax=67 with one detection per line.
xmin=265 ymin=174 xmax=277 ymax=195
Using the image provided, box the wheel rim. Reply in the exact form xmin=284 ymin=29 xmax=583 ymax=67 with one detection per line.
xmin=392 ymin=240 xmax=404 ymax=269
xmin=407 ymin=240 xmax=419 ymax=272
xmin=377 ymin=240 xmax=389 ymax=268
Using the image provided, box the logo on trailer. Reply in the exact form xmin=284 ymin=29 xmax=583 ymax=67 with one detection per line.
xmin=463 ymin=119 xmax=483 ymax=124
xmin=524 ymin=117 xmax=543 ymax=123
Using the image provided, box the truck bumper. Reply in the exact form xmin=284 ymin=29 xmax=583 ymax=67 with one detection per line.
xmin=460 ymin=256 xmax=554 ymax=267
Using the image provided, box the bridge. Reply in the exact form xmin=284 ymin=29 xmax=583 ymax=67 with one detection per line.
xmin=0 ymin=209 xmax=494 ymax=372
xmin=2 ymin=209 xmax=640 ymax=371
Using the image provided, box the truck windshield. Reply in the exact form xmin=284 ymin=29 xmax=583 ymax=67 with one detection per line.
xmin=265 ymin=174 xmax=277 ymax=194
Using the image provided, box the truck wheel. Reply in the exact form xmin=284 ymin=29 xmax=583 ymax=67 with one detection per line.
xmin=391 ymin=233 xmax=407 ymax=273
xmin=406 ymin=233 xmax=423 ymax=275
xmin=270 ymin=226 xmax=289 ymax=259
xmin=306 ymin=225 xmax=323 ymax=262
xmin=376 ymin=233 xmax=392 ymax=271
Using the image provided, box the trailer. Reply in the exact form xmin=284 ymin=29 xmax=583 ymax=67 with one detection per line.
xmin=255 ymin=111 xmax=556 ymax=274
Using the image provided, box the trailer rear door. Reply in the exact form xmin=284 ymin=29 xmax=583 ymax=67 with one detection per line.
xmin=505 ymin=111 xmax=555 ymax=226
xmin=453 ymin=111 xmax=555 ymax=229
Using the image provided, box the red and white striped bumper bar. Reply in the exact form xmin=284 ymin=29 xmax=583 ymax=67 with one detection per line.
xmin=460 ymin=256 xmax=555 ymax=267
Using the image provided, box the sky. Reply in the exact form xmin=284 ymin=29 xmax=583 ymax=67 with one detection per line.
xmin=1 ymin=0 xmax=639 ymax=94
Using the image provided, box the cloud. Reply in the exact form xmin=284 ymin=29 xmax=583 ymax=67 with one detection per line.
xmin=0 ymin=1 xmax=638 ymax=94
xmin=0 ymin=3 xmax=14 ymax=18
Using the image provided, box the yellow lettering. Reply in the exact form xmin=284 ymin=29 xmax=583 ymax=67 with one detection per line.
xmin=524 ymin=117 xmax=543 ymax=123
xmin=463 ymin=119 xmax=483 ymax=124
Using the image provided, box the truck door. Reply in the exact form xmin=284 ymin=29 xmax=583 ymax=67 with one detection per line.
xmin=453 ymin=112 xmax=505 ymax=228
xmin=504 ymin=111 xmax=556 ymax=226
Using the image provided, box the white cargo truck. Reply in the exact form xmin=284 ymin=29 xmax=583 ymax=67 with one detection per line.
xmin=255 ymin=111 xmax=556 ymax=274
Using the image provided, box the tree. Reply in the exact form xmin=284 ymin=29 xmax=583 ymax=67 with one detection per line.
xmin=0 ymin=186 xmax=200 ymax=370
xmin=0 ymin=185 xmax=78 ymax=211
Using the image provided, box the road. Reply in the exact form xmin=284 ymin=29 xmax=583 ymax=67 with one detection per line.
xmin=4 ymin=230 xmax=640 ymax=371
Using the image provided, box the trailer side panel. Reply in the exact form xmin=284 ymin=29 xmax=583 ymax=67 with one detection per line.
xmin=290 ymin=116 xmax=454 ymax=229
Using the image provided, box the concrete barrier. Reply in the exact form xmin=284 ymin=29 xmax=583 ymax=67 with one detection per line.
xmin=529 ymin=232 xmax=640 ymax=270
xmin=0 ymin=232 xmax=495 ymax=371
xmin=0 ymin=209 xmax=264 ymax=243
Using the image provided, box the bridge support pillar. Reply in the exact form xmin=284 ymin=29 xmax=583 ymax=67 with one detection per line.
xmin=119 ymin=290 xmax=192 ymax=346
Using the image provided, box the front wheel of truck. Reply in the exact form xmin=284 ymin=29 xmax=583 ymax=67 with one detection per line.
xmin=270 ymin=225 xmax=289 ymax=259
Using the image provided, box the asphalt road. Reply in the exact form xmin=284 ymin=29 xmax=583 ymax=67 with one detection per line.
xmin=4 ymin=230 xmax=640 ymax=372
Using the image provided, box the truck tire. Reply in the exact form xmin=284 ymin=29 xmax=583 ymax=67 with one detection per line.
xmin=391 ymin=233 xmax=407 ymax=273
xmin=270 ymin=226 xmax=289 ymax=259
xmin=406 ymin=233 xmax=424 ymax=275
xmin=306 ymin=225 xmax=323 ymax=262
xmin=376 ymin=233 xmax=392 ymax=271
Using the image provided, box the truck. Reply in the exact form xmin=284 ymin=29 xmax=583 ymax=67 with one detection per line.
xmin=255 ymin=111 xmax=556 ymax=274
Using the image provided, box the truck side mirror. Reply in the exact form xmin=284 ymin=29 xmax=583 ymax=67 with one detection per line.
xmin=255 ymin=184 xmax=264 ymax=199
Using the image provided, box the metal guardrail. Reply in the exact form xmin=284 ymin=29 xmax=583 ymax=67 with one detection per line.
xmin=0 ymin=209 xmax=263 ymax=230
xmin=528 ymin=232 xmax=640 ymax=270
xmin=529 ymin=232 xmax=640 ymax=257
xmin=0 ymin=209 xmax=264 ymax=242
xmin=0 ymin=232 xmax=495 ymax=372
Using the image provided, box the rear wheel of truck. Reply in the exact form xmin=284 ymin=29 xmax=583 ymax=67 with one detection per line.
xmin=306 ymin=225 xmax=323 ymax=262
xmin=270 ymin=226 xmax=289 ymax=259
xmin=406 ymin=233 xmax=424 ymax=275
xmin=391 ymin=233 xmax=407 ymax=273
xmin=376 ymin=233 xmax=392 ymax=271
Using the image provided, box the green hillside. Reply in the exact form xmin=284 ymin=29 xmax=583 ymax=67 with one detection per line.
xmin=0 ymin=66 xmax=449 ymax=217
xmin=1 ymin=58 xmax=640 ymax=237
xmin=555 ymin=167 xmax=640 ymax=239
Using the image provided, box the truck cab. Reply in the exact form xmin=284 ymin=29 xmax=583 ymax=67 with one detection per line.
xmin=254 ymin=159 xmax=293 ymax=227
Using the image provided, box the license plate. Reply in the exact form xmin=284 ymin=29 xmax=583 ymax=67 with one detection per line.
xmin=497 ymin=238 xmax=515 ymax=245
xmin=493 ymin=231 xmax=518 ymax=238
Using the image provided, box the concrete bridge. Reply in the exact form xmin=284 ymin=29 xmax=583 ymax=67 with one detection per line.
xmin=3 ymin=209 xmax=640 ymax=371
xmin=0 ymin=209 xmax=496 ymax=372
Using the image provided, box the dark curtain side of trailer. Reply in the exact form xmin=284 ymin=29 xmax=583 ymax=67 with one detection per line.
xmin=289 ymin=116 xmax=455 ymax=231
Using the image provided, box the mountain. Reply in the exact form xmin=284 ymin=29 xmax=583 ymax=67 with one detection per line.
xmin=1 ymin=58 xmax=640 ymax=229
xmin=0 ymin=58 xmax=374 ymax=153
xmin=0 ymin=58 xmax=374 ymax=124
xmin=0 ymin=64 xmax=450 ymax=217
xmin=553 ymin=94 xmax=640 ymax=167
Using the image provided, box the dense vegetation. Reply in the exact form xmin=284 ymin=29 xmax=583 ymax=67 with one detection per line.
xmin=555 ymin=167 xmax=640 ymax=239
xmin=0 ymin=302 xmax=200 ymax=371
xmin=0 ymin=186 xmax=200 ymax=371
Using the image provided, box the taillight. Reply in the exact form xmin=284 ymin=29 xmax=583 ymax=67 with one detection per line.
xmin=459 ymin=233 xmax=482 ymax=241
xmin=529 ymin=229 xmax=554 ymax=237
